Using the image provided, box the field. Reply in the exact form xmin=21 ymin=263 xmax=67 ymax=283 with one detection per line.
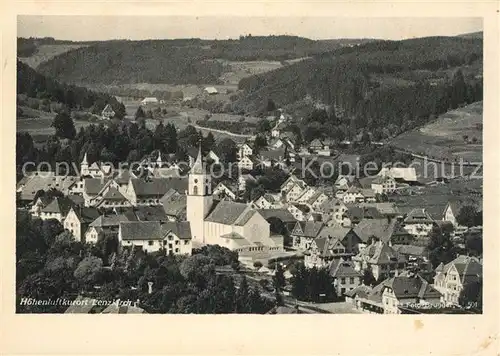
xmin=390 ymin=101 xmax=483 ymax=163
xmin=218 ymin=60 xmax=284 ymax=85
xmin=17 ymin=117 xmax=95 ymax=144
xmin=18 ymin=44 xmax=87 ymax=69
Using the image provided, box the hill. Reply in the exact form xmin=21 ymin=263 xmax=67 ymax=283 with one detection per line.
xmin=389 ymin=101 xmax=483 ymax=163
xmin=456 ymin=31 xmax=483 ymax=39
xmin=35 ymin=36 xmax=374 ymax=85
xmin=231 ymin=36 xmax=482 ymax=141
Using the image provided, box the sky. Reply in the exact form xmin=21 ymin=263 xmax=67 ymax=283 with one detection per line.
xmin=18 ymin=16 xmax=483 ymax=41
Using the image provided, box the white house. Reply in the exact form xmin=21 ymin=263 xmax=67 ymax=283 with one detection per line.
xmin=118 ymin=221 xmax=192 ymax=255
xmin=141 ymin=97 xmax=159 ymax=106
xmin=237 ymin=156 xmax=254 ymax=171
xmin=237 ymin=143 xmax=253 ymax=160
xmin=402 ymin=208 xmax=434 ymax=238
xmin=63 ymin=207 xmax=100 ymax=242
xmin=238 ymin=174 xmax=257 ymax=192
xmin=101 ymin=104 xmax=115 ymax=120
xmin=371 ymin=175 xmax=396 ymax=195
xmin=433 ymin=255 xmax=482 ymax=306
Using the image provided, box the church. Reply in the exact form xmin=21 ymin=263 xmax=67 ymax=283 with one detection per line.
xmin=186 ymin=146 xmax=284 ymax=254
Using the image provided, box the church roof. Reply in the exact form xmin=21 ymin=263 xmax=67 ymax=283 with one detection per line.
xmin=205 ymin=201 xmax=254 ymax=225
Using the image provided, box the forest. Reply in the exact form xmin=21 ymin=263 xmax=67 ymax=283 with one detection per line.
xmin=17 ymin=61 xmax=126 ymax=117
xmin=235 ymin=36 xmax=483 ymax=141
xmin=16 ymin=211 xmax=274 ymax=314
xmin=34 ymin=36 xmax=372 ymax=85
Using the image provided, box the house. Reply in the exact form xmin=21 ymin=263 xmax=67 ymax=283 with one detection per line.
xmin=391 ymin=244 xmax=430 ymax=273
xmin=280 ymin=176 xmax=308 ymax=202
xmin=141 ymin=97 xmax=158 ymax=106
xmin=271 ymin=123 xmax=287 ymax=138
xmin=304 ymin=236 xmax=350 ymax=269
xmin=433 ymin=255 xmax=482 ymax=306
xmin=358 ymin=202 xmax=401 ymax=219
xmin=160 ymin=190 xmax=187 ymax=221
xmin=118 ymin=221 xmax=192 ymax=255
xmin=334 ymin=175 xmax=358 ymax=190
xmin=378 ymin=167 xmax=417 ymax=184
xmin=318 ymin=199 xmax=349 ymax=226
xmin=253 ymin=193 xmax=282 ymax=209
xmin=101 ymin=104 xmax=115 ymax=120
xmin=342 ymin=187 xmax=376 ymax=204
xmin=238 ymin=174 xmax=257 ymax=192
xmin=17 ymin=172 xmax=79 ymax=203
xmin=30 ymin=195 xmax=53 ymax=218
xmin=39 ymin=197 xmax=76 ymax=222
xmin=317 ymin=224 xmax=362 ymax=255
xmin=237 ymin=143 xmax=253 ymax=160
xmin=287 ymin=203 xmax=313 ymax=222
xmin=125 ymin=177 xmax=188 ymax=206
xmin=94 ymin=187 xmax=132 ymax=209
xmin=237 ymin=156 xmax=255 ymax=171
xmin=329 ymin=259 xmax=363 ymax=296
xmin=258 ymin=149 xmax=287 ymax=169
xmin=212 ymin=182 xmax=238 ymax=201
xmin=371 ymin=175 xmax=396 ymax=194
xmin=352 ymin=240 xmax=407 ymax=281
xmin=84 ymin=213 xmax=132 ymax=244
xmin=354 ymin=218 xmax=414 ymax=246
xmin=402 ymin=208 xmax=434 ymax=238
xmin=382 ymin=272 xmax=442 ymax=314
xmin=290 ymin=221 xmax=324 ymax=250
xmin=204 ymin=87 xmax=218 ymax=95
xmin=309 ymin=138 xmax=324 ymax=152
xmin=63 ymin=207 xmax=101 ymax=242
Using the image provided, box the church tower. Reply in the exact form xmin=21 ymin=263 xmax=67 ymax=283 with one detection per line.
xmin=80 ymin=152 xmax=89 ymax=177
xmin=186 ymin=145 xmax=213 ymax=244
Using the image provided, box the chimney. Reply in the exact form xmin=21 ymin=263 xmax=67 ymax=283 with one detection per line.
xmin=147 ymin=281 xmax=154 ymax=294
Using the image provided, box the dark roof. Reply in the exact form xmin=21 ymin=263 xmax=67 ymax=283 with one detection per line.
xmin=329 ymin=259 xmax=362 ymax=278
xmin=131 ymin=178 xmax=188 ymax=198
xmin=257 ymin=208 xmax=296 ymax=223
xmin=90 ymin=214 xmax=132 ymax=227
xmin=404 ymin=208 xmax=434 ymax=224
xmin=292 ymin=221 xmax=324 ymax=237
xmin=161 ymin=221 xmax=192 ymax=240
xmin=392 ymin=244 xmax=426 ymax=257
xmin=161 ymin=192 xmax=187 ymax=217
xmin=438 ymin=255 xmax=482 ymax=284
xmin=356 ymin=241 xmax=407 ymax=265
xmin=102 ymin=187 xmax=127 ymax=201
xmin=41 ymin=197 xmax=75 ymax=215
xmin=134 ymin=206 xmax=169 ymax=222
xmin=384 ymin=274 xmax=441 ymax=299
xmin=259 ymin=149 xmax=286 ymax=161
xmin=354 ymin=218 xmax=395 ymax=243
xmin=205 ymin=201 xmax=256 ymax=225
xmin=71 ymin=207 xmax=101 ymax=223
xmin=119 ymin=221 xmax=163 ymax=241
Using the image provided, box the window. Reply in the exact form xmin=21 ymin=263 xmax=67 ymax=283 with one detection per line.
xmin=350 ymin=277 xmax=355 ymax=284
xmin=168 ymin=244 xmax=173 ymax=248
xmin=168 ymin=235 xmax=173 ymax=241
xmin=341 ymin=288 xmax=346 ymax=294
xmin=148 ymin=241 xmax=154 ymax=246
xmin=175 ymin=248 xmax=180 ymax=253
xmin=341 ymin=278 xmax=346 ymax=284
xmin=184 ymin=240 xmax=189 ymax=245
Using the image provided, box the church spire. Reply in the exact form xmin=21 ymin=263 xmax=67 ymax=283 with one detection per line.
xmin=191 ymin=143 xmax=204 ymax=174
xmin=82 ymin=152 xmax=88 ymax=165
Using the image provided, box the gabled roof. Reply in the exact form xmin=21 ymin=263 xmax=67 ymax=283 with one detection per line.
xmin=119 ymin=221 xmax=163 ymax=241
xmin=329 ymin=259 xmax=362 ymax=278
xmin=84 ymin=178 xmax=112 ymax=195
xmin=89 ymin=214 xmax=132 ymax=227
xmin=133 ymin=206 xmax=168 ymax=222
xmin=102 ymin=187 xmax=127 ymax=201
xmin=438 ymin=255 xmax=482 ymax=284
xmin=131 ymin=178 xmax=188 ymax=198
xmin=356 ymin=241 xmax=406 ymax=265
xmin=292 ymin=221 xmax=324 ymax=237
xmin=205 ymin=201 xmax=257 ymax=226
xmin=404 ymin=208 xmax=434 ymax=224
xmin=309 ymin=138 xmax=324 ymax=147
xmin=161 ymin=221 xmax=192 ymax=240
xmin=259 ymin=149 xmax=286 ymax=161
xmin=353 ymin=218 xmax=402 ymax=244
xmin=101 ymin=104 xmax=115 ymax=114
xmin=70 ymin=206 xmax=101 ymax=224
xmin=41 ymin=197 xmax=75 ymax=215
xmin=383 ymin=274 xmax=441 ymax=300
xmin=161 ymin=192 xmax=187 ymax=217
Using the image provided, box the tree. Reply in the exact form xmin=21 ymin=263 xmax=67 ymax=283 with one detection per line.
xmin=253 ymin=261 xmax=263 ymax=269
xmin=256 ymin=119 xmax=272 ymax=133
xmin=272 ymin=263 xmax=286 ymax=291
xmin=135 ymin=106 xmax=146 ymax=120
xmin=362 ymin=268 xmax=376 ymax=286
xmin=465 ymin=232 xmax=482 ymax=257
xmin=459 ymin=278 xmax=482 ymax=311
xmin=52 ymin=111 xmax=76 ymax=139
xmin=217 ymin=138 xmax=237 ymax=163
xmin=253 ymin=134 xmax=267 ymax=153
xmin=203 ymin=132 xmax=216 ymax=152
xmin=235 ymin=276 xmax=250 ymax=313
xmin=457 ymin=205 xmax=480 ymax=228
xmin=427 ymin=225 xmax=456 ymax=269
xmin=274 ymin=288 xmax=284 ymax=306
xmin=266 ymin=98 xmax=277 ymax=112
xmin=73 ymin=256 xmax=104 ymax=288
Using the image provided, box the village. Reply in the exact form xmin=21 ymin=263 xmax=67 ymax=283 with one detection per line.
xmin=16 ymin=102 xmax=483 ymax=315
